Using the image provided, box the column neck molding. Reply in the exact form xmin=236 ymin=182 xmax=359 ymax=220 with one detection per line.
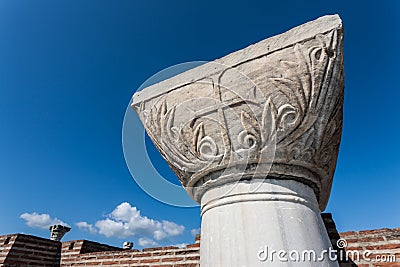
xmin=200 ymin=179 xmax=320 ymax=216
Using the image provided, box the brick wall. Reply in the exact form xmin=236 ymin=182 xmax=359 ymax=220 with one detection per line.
xmin=0 ymin=234 xmax=61 ymax=266
xmin=339 ymin=228 xmax=400 ymax=267
xmin=0 ymin=235 xmax=16 ymax=265
xmin=323 ymin=213 xmax=400 ymax=267
xmin=61 ymin=239 xmax=122 ymax=259
xmin=60 ymin=235 xmax=200 ymax=267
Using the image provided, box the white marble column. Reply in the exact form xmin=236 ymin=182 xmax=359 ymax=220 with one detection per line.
xmin=132 ymin=14 xmax=344 ymax=267
xmin=201 ymin=179 xmax=337 ymax=266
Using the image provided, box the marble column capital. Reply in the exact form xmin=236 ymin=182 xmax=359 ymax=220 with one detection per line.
xmin=132 ymin=14 xmax=344 ymax=211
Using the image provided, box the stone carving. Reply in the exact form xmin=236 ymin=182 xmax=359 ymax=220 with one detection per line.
xmin=123 ymin=241 xmax=134 ymax=250
xmin=132 ymin=15 xmax=344 ymax=210
xmin=49 ymin=225 xmax=71 ymax=241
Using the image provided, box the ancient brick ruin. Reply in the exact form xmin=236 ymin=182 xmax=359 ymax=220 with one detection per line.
xmin=1 ymin=214 xmax=399 ymax=266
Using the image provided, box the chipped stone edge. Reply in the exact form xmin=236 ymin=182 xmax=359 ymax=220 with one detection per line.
xmin=132 ymin=14 xmax=343 ymax=106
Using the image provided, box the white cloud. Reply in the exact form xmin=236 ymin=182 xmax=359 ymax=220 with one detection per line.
xmin=95 ymin=219 xmax=125 ymax=238
xmin=20 ymin=212 xmax=69 ymax=229
xmin=85 ymin=202 xmax=185 ymax=240
xmin=138 ymin=237 xmax=159 ymax=247
xmin=162 ymin=220 xmax=185 ymax=237
xmin=190 ymin=228 xmax=200 ymax=236
xmin=76 ymin=221 xmax=97 ymax=234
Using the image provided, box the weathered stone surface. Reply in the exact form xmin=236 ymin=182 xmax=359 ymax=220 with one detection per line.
xmin=49 ymin=224 xmax=71 ymax=241
xmin=200 ymin=179 xmax=337 ymax=266
xmin=123 ymin=241 xmax=133 ymax=250
xmin=132 ymin=14 xmax=344 ymax=211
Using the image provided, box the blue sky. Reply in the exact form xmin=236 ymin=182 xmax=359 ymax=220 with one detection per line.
xmin=0 ymin=1 xmax=399 ymax=248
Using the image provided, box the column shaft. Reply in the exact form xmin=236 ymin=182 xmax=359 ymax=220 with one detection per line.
xmin=200 ymin=179 xmax=338 ymax=266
